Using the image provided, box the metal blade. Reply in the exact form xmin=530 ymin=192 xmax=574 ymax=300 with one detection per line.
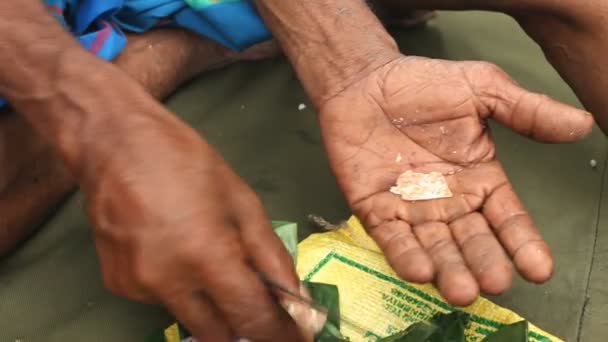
xmin=257 ymin=272 xmax=369 ymax=335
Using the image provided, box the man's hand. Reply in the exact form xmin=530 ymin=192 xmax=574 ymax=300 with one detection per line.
xmin=319 ymin=56 xmax=593 ymax=305
xmin=83 ymin=110 xmax=303 ymax=341
xmin=0 ymin=2 xmax=303 ymax=340
xmin=255 ymin=0 xmax=593 ymax=305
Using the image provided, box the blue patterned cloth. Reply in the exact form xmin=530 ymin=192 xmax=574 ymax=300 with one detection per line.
xmin=0 ymin=0 xmax=270 ymax=107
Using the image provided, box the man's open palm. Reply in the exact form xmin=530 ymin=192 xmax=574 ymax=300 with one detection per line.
xmin=319 ymin=56 xmax=593 ymax=305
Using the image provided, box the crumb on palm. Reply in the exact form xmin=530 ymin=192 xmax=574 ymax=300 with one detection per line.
xmin=390 ymin=170 xmax=453 ymax=201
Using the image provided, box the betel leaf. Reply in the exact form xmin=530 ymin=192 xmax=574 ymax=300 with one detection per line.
xmin=304 ymin=282 xmax=350 ymax=341
xmin=377 ymin=311 xmax=469 ymax=342
xmin=428 ymin=311 xmax=469 ymax=342
xmin=377 ymin=321 xmax=438 ymax=341
xmin=317 ymin=329 xmax=350 ymax=342
xmin=272 ymin=222 xmax=347 ymax=341
xmin=304 ymin=282 xmax=341 ymax=328
xmin=272 ymin=221 xmax=298 ymax=264
xmin=482 ymin=320 xmax=528 ymax=342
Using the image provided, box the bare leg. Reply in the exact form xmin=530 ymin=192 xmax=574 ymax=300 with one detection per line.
xmin=0 ymin=29 xmax=280 ymax=257
xmin=367 ymin=1 xmax=437 ymax=29
xmin=375 ymin=0 xmax=608 ymax=134
xmin=514 ymin=9 xmax=608 ymax=133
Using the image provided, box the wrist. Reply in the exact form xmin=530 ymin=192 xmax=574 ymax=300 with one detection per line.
xmin=254 ymin=0 xmax=401 ymax=107
xmin=297 ymin=38 xmax=401 ymax=108
xmin=12 ymin=50 xmax=172 ymax=178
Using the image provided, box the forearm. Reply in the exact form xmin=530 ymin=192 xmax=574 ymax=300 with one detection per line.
xmin=0 ymin=2 xmax=82 ymax=100
xmin=376 ymin=0 xmax=579 ymax=17
xmin=253 ymin=0 xmax=400 ymax=106
xmin=0 ymin=2 xmax=166 ymax=175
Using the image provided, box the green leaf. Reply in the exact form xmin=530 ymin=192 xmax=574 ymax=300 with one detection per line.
xmin=482 ymin=321 xmax=528 ymax=342
xmin=378 ymin=311 xmax=469 ymax=342
xmin=271 ymin=222 xmax=348 ymax=341
xmin=428 ymin=311 xmax=469 ymax=342
xmin=304 ymin=282 xmax=341 ymax=329
xmin=317 ymin=323 xmax=350 ymax=342
xmin=303 ymin=282 xmax=350 ymax=341
xmin=378 ymin=321 xmax=437 ymax=342
xmin=272 ymin=221 xmax=298 ymax=264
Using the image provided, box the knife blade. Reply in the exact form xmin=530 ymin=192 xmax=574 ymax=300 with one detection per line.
xmin=256 ymin=272 xmax=369 ymax=336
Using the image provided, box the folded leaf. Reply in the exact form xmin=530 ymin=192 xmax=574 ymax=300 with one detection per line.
xmin=377 ymin=311 xmax=468 ymax=342
xmin=482 ymin=321 xmax=528 ymax=342
xmin=378 ymin=321 xmax=437 ymax=341
xmin=428 ymin=311 xmax=469 ymax=342
xmin=304 ymin=282 xmax=350 ymax=341
xmin=272 ymin=221 xmax=298 ymax=264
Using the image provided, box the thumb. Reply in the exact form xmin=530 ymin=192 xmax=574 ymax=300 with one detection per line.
xmin=480 ymin=66 xmax=594 ymax=142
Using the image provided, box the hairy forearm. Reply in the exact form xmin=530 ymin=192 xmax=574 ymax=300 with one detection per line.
xmin=0 ymin=2 xmax=166 ymax=175
xmin=254 ymin=0 xmax=400 ymax=106
xmin=376 ymin=0 xmax=579 ymax=17
xmin=0 ymin=2 xmax=83 ymax=99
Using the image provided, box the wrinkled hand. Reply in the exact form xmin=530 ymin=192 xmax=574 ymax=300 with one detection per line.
xmin=81 ymin=111 xmax=303 ymax=341
xmin=319 ymin=56 xmax=593 ymax=305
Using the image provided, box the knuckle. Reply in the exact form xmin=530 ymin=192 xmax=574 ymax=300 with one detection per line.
xmin=477 ymin=61 xmax=503 ymax=76
xmin=235 ymin=310 xmax=280 ymax=340
xmin=478 ymin=263 xmax=513 ymax=295
xmin=382 ymin=228 xmax=416 ymax=254
xmin=132 ymin=261 xmax=162 ymax=293
xmin=178 ymin=237 xmax=227 ymax=270
xmin=533 ymin=93 xmax=551 ymax=107
xmin=176 ymin=238 xmax=206 ymax=262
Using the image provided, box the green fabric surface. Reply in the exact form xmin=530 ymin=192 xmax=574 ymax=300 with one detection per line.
xmin=0 ymin=11 xmax=606 ymax=341
xmin=581 ymin=162 xmax=608 ymax=340
xmin=400 ymin=12 xmax=606 ymax=342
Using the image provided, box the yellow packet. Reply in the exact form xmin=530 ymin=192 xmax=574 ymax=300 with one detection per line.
xmin=296 ymin=216 xmax=562 ymax=342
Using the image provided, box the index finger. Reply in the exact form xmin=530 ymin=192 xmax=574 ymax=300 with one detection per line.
xmin=239 ymin=202 xmax=316 ymax=340
xmin=197 ymin=225 xmax=303 ymax=341
xmin=163 ymin=290 xmax=233 ymax=342
xmin=238 ymin=199 xmax=302 ymax=296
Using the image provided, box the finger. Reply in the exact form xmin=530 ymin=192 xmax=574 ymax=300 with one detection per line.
xmin=367 ymin=219 xmax=434 ymax=283
xmin=163 ymin=290 xmax=233 ymax=342
xmin=198 ymin=228 xmax=303 ymax=341
xmin=479 ymin=64 xmax=594 ymax=142
xmin=450 ymin=212 xmax=513 ymax=295
xmin=238 ymin=196 xmax=301 ymax=295
xmin=482 ymin=178 xmax=553 ymax=283
xmin=94 ymin=235 xmax=156 ymax=303
xmin=413 ymin=221 xmax=479 ymax=306
xmin=237 ymin=200 xmax=311 ymax=340
xmin=356 ymin=191 xmax=475 ymax=227
xmin=207 ymin=263 xmax=302 ymax=341
xmin=355 ymin=163 xmax=505 ymax=227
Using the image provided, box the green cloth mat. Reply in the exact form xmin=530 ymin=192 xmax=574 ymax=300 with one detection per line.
xmin=1 ymin=11 xmax=606 ymax=341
